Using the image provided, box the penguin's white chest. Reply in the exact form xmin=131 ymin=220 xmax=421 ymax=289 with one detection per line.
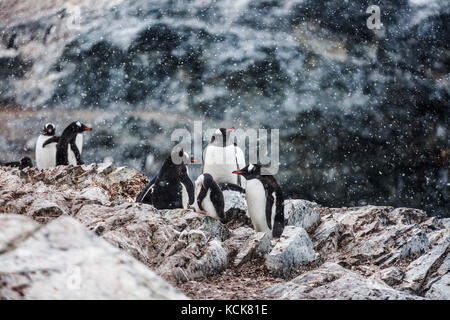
xmin=35 ymin=135 xmax=57 ymax=169
xmin=204 ymin=145 xmax=245 ymax=186
xmin=245 ymin=179 xmax=270 ymax=233
xmin=68 ymin=134 xmax=83 ymax=165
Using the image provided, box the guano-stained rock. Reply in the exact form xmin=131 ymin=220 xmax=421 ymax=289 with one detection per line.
xmin=0 ymin=215 xmax=187 ymax=300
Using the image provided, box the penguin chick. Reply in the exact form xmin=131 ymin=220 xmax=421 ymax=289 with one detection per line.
xmin=56 ymin=121 xmax=91 ymax=166
xmin=136 ymin=150 xmax=196 ymax=210
xmin=194 ymin=173 xmax=225 ymax=221
xmin=233 ymin=164 xmax=284 ymax=238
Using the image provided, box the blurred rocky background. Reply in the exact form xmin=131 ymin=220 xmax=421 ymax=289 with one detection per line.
xmin=0 ymin=0 xmax=448 ymax=216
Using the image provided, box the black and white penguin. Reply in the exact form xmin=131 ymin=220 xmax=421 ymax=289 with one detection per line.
xmin=36 ymin=123 xmax=58 ymax=169
xmin=194 ymin=173 xmax=225 ymax=221
xmin=136 ymin=150 xmax=196 ymax=210
xmin=203 ymin=128 xmax=246 ymax=190
xmin=56 ymin=121 xmax=91 ymax=166
xmin=1 ymin=157 xmax=33 ymax=169
xmin=233 ymin=164 xmax=284 ymax=238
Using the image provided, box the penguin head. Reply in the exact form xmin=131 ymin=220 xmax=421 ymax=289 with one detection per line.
xmin=164 ymin=149 xmax=197 ymax=178
xmin=66 ymin=121 xmax=92 ymax=135
xmin=211 ymin=127 xmax=235 ymax=146
xmin=43 ymin=123 xmax=56 ymax=136
xmin=232 ymin=163 xmax=261 ymax=180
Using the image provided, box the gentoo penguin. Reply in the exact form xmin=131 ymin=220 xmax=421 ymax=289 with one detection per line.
xmin=1 ymin=157 xmax=33 ymax=169
xmin=56 ymin=121 xmax=91 ymax=166
xmin=36 ymin=123 xmax=58 ymax=169
xmin=136 ymin=150 xmax=196 ymax=210
xmin=194 ymin=173 xmax=225 ymax=221
xmin=203 ymin=128 xmax=246 ymax=190
xmin=233 ymin=164 xmax=284 ymax=238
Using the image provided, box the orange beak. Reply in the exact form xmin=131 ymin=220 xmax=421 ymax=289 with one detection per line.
xmin=232 ymin=170 xmax=242 ymax=174
xmin=191 ymin=159 xmax=198 ymax=163
xmin=227 ymin=127 xmax=235 ymax=132
xmin=84 ymin=127 xmax=92 ymax=131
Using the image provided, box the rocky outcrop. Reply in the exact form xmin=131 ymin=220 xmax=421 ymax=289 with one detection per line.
xmin=0 ymin=165 xmax=448 ymax=300
xmin=265 ymin=262 xmax=422 ymax=300
xmin=0 ymin=214 xmax=187 ymax=299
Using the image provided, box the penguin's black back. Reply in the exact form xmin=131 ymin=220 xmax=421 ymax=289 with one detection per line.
xmin=137 ymin=157 xmax=194 ymax=209
xmin=202 ymin=173 xmax=225 ymax=220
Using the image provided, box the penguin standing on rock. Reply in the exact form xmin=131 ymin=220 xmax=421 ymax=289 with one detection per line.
xmin=203 ymin=128 xmax=246 ymax=190
xmin=136 ymin=150 xmax=196 ymax=209
xmin=1 ymin=157 xmax=33 ymax=169
xmin=55 ymin=121 xmax=91 ymax=166
xmin=36 ymin=123 xmax=58 ymax=169
xmin=194 ymin=173 xmax=225 ymax=221
xmin=233 ymin=164 xmax=285 ymax=238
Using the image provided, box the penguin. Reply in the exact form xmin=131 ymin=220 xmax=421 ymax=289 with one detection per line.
xmin=194 ymin=173 xmax=225 ymax=221
xmin=136 ymin=150 xmax=196 ymax=210
xmin=1 ymin=157 xmax=33 ymax=169
xmin=232 ymin=164 xmax=284 ymax=238
xmin=203 ymin=128 xmax=246 ymax=190
xmin=56 ymin=121 xmax=91 ymax=166
xmin=36 ymin=123 xmax=58 ymax=169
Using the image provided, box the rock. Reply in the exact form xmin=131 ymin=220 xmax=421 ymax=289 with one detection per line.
xmin=222 ymin=190 xmax=251 ymax=228
xmin=399 ymin=229 xmax=429 ymax=259
xmin=0 ymin=214 xmax=40 ymax=252
xmin=425 ymin=272 xmax=450 ymax=300
xmin=402 ymin=235 xmax=449 ymax=293
xmin=1 ymin=165 xmax=449 ymax=299
xmin=200 ymin=216 xmax=231 ymax=242
xmin=0 ymin=215 xmax=187 ymax=299
xmin=265 ymin=262 xmax=422 ymax=300
xmin=233 ymin=232 xmax=272 ymax=267
xmin=378 ymin=267 xmax=405 ymax=287
xmin=441 ymin=218 xmax=450 ymax=230
xmin=284 ymin=199 xmax=321 ymax=232
xmin=266 ymin=226 xmax=315 ymax=277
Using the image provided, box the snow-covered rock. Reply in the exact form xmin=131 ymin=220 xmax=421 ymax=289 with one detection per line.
xmin=265 ymin=262 xmax=422 ymax=300
xmin=1 ymin=165 xmax=449 ymax=300
xmin=0 ymin=214 xmax=187 ymax=300
xmin=284 ymin=199 xmax=321 ymax=232
xmin=266 ymin=226 xmax=316 ymax=277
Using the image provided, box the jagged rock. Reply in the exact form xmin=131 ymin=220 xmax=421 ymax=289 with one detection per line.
xmin=222 ymin=190 xmax=251 ymax=228
xmin=266 ymin=226 xmax=316 ymax=277
xmin=0 ymin=214 xmax=40 ymax=252
xmin=425 ymin=272 xmax=450 ymax=300
xmin=200 ymin=216 xmax=231 ymax=242
xmin=284 ymin=199 xmax=321 ymax=232
xmin=401 ymin=235 xmax=449 ymax=294
xmin=0 ymin=215 xmax=187 ymax=299
xmin=233 ymin=232 xmax=272 ymax=267
xmin=378 ymin=267 xmax=405 ymax=287
xmin=1 ymin=165 xmax=449 ymax=299
xmin=265 ymin=262 xmax=423 ymax=300
xmin=441 ymin=218 xmax=450 ymax=229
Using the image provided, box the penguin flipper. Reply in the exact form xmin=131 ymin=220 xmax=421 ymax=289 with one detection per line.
xmin=180 ymin=174 xmax=195 ymax=205
xmin=42 ymin=136 xmax=59 ymax=148
xmin=272 ymin=192 xmax=285 ymax=238
xmin=265 ymin=189 xmax=274 ymax=230
xmin=136 ymin=176 xmax=156 ymax=204
xmin=218 ymin=182 xmax=245 ymax=193
xmin=196 ymin=185 xmax=208 ymax=211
